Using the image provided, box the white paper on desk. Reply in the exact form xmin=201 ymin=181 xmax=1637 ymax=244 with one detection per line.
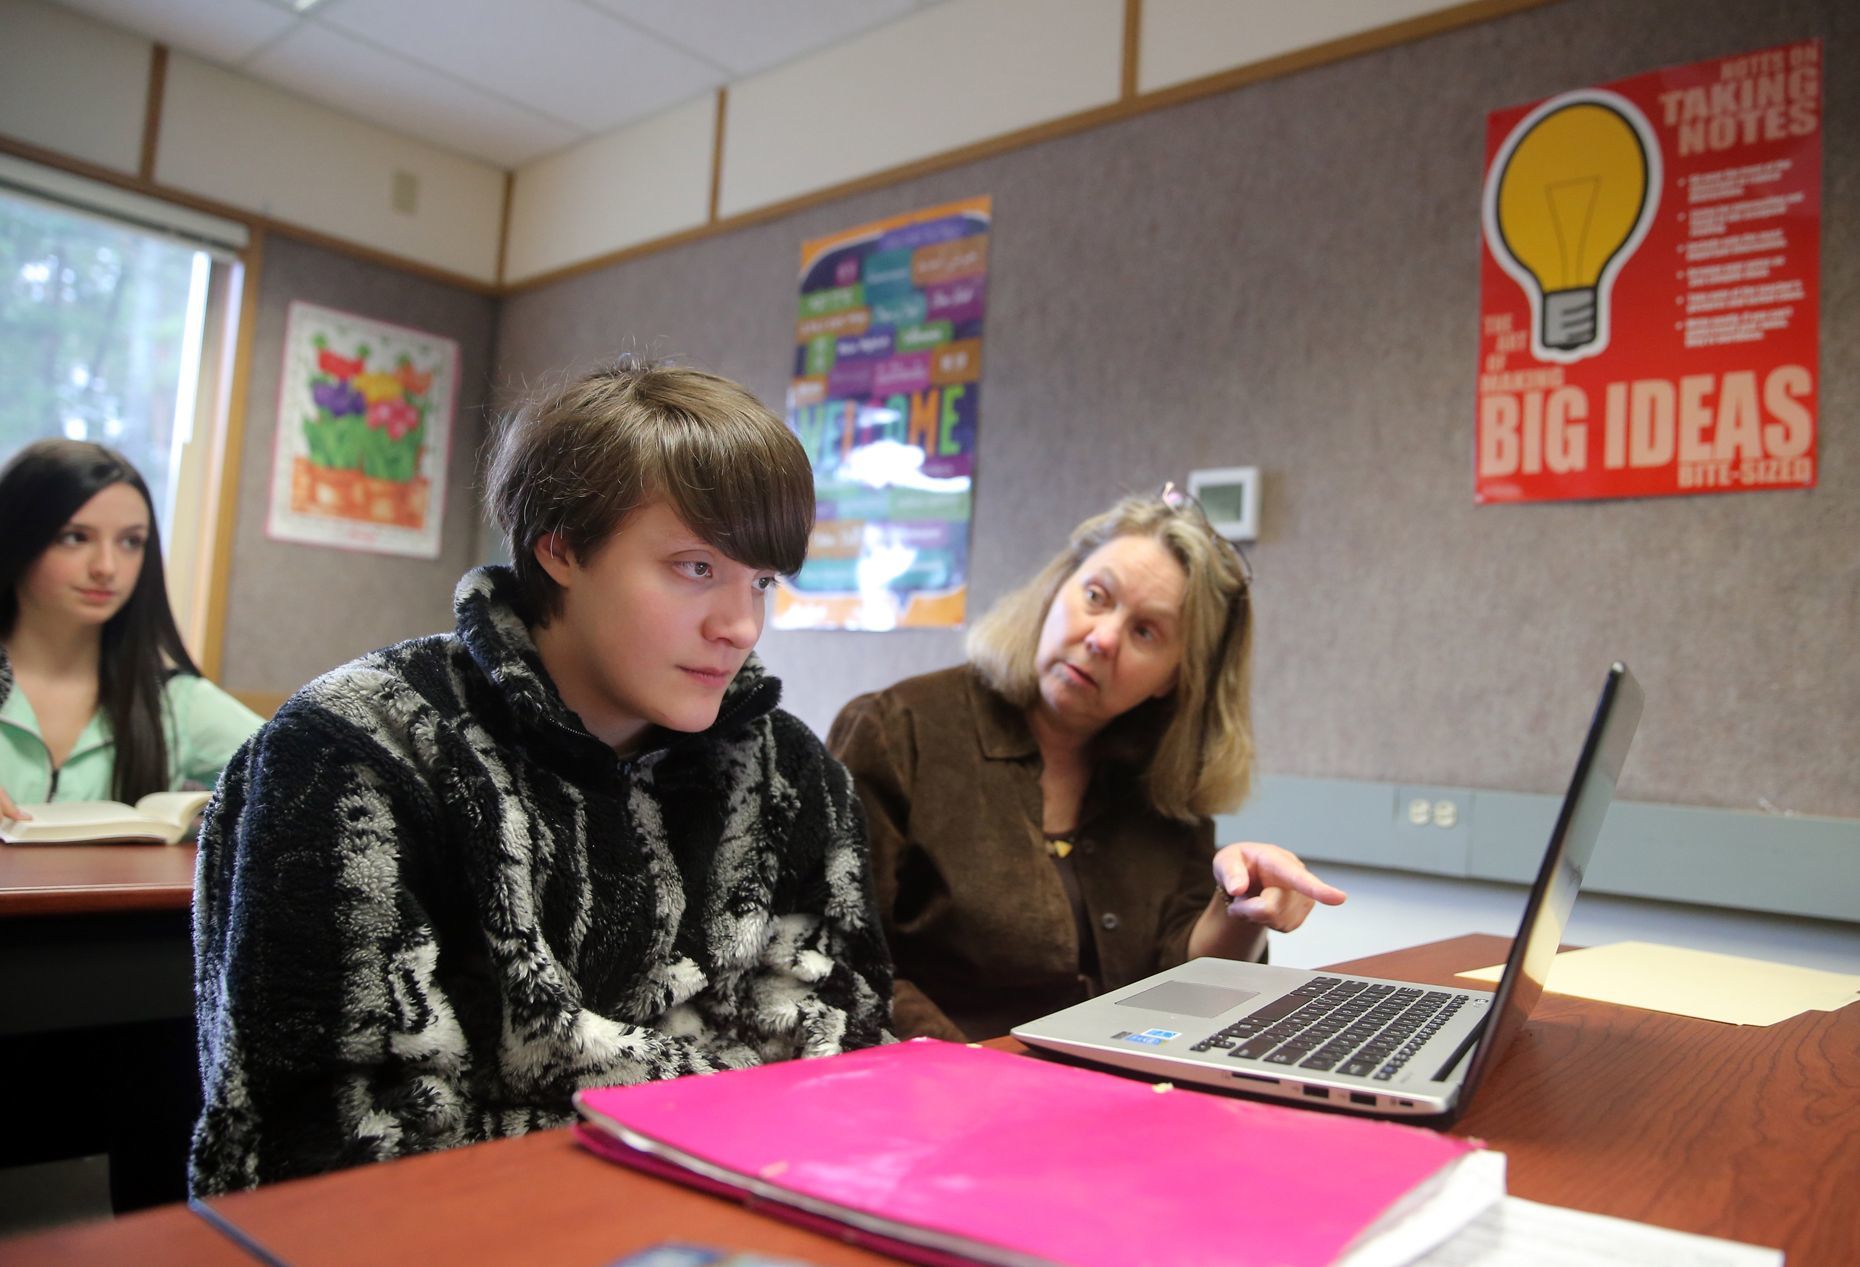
xmin=1408 ymin=1195 xmax=1782 ymax=1266
xmin=1458 ymin=940 xmax=1860 ymax=1026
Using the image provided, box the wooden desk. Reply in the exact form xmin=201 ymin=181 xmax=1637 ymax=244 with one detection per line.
xmin=0 ymin=843 xmax=200 ymax=1209
xmin=0 ymin=842 xmax=196 ymax=917
xmin=0 ymin=845 xmax=196 ymax=1036
xmin=1323 ymin=934 xmax=1857 ymax=1265
xmin=0 ymin=1202 xmax=248 ymax=1266
xmin=210 ymin=1127 xmax=903 ymax=1266
xmin=7 ymin=933 xmax=1853 ymax=1265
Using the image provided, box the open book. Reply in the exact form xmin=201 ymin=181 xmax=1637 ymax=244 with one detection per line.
xmin=576 ymin=1038 xmax=1504 ymax=1267
xmin=0 ymin=789 xmax=212 ymax=845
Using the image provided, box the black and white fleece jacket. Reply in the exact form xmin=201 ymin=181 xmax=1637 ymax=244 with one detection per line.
xmin=190 ymin=565 xmax=892 ymax=1195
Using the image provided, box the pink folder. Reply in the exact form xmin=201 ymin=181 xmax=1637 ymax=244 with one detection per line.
xmin=574 ymin=1038 xmax=1485 ymax=1267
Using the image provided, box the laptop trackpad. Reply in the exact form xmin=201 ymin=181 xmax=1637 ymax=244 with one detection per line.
xmin=1116 ymin=982 xmax=1259 ymax=1018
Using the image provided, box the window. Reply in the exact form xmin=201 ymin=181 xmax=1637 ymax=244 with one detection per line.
xmin=0 ymin=157 xmax=249 ymax=661
xmin=0 ymin=190 xmax=208 ymax=522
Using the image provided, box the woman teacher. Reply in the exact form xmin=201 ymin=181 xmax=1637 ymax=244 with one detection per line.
xmin=829 ymin=486 xmax=1345 ymax=1040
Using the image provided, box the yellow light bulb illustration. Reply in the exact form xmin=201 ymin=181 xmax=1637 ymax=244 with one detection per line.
xmin=1485 ymin=91 xmax=1660 ymax=360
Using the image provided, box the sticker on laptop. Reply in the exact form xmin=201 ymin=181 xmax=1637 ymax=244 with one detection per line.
xmin=1111 ymin=1027 xmax=1181 ymax=1046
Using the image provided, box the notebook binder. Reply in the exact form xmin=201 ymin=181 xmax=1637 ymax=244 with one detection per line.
xmin=575 ymin=1038 xmax=1498 ymax=1267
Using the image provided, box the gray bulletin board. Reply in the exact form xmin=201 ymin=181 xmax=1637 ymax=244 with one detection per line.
xmin=221 ymin=235 xmax=499 ymax=694
xmin=493 ymin=0 xmax=1856 ymax=818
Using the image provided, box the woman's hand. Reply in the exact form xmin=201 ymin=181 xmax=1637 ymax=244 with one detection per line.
xmin=1188 ymin=841 xmax=1347 ymax=960
xmin=1212 ymin=841 xmax=1347 ymax=931
xmin=0 ymin=785 xmax=27 ymax=822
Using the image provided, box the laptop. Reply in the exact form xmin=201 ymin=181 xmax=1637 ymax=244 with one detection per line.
xmin=1013 ymin=662 xmax=1643 ymax=1124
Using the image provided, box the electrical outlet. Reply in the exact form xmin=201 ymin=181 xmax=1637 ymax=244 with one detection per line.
xmin=1392 ymin=785 xmax=1472 ymax=875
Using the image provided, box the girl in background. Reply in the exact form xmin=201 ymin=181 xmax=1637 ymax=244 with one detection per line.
xmin=1 ymin=438 xmax=264 ymax=1211
xmin=0 ymin=439 xmax=260 ymax=820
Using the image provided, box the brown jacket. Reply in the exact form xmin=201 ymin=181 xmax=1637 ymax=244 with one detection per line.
xmin=828 ymin=665 xmax=1219 ymax=1041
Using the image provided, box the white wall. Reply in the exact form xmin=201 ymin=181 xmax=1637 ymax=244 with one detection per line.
xmin=503 ymin=94 xmax=715 ymax=284
xmin=5 ymin=0 xmax=1494 ymax=286
xmin=1140 ymin=0 xmax=1483 ymax=92
xmin=720 ymin=0 xmax=1124 ymax=219
xmin=506 ymin=0 xmax=1484 ymax=283
xmin=0 ymin=0 xmax=147 ymax=174
xmin=156 ymin=53 xmax=504 ymax=283
xmin=504 ymin=0 xmax=1129 ymax=283
xmin=0 ymin=0 xmax=506 ymax=284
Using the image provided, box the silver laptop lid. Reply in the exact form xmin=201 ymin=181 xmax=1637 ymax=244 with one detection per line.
xmin=1451 ymin=661 xmax=1643 ymax=1104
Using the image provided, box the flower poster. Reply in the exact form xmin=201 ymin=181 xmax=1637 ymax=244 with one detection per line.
xmin=775 ymin=195 xmax=990 ymax=630
xmin=1475 ymin=39 xmax=1820 ymax=503
xmin=266 ymin=301 xmax=458 ymax=557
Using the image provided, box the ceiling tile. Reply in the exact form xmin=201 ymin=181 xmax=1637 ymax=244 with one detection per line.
xmin=594 ymin=0 xmax=918 ymax=76
xmin=314 ymin=0 xmax=728 ymax=133
xmin=247 ymin=22 xmax=581 ymax=167
xmin=44 ymin=0 xmax=955 ymax=169
xmin=49 ymin=0 xmax=297 ymax=64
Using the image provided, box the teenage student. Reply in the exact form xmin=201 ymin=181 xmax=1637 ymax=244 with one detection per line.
xmin=190 ymin=358 xmax=893 ymax=1195
xmin=0 ymin=440 xmax=262 ymax=819
xmin=829 ymin=486 xmax=1346 ymax=1041
xmin=1 ymin=439 xmax=261 ymax=1212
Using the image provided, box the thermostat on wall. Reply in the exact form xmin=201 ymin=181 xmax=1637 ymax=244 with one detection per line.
xmin=1186 ymin=466 xmax=1260 ymax=541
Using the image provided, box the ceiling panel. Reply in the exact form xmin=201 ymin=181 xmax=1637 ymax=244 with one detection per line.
xmin=595 ymin=0 xmax=920 ymax=76
xmin=248 ymin=22 xmax=581 ymax=167
xmin=43 ymin=0 xmax=950 ymax=169
xmin=50 ymin=0 xmax=296 ymax=64
xmin=315 ymin=0 xmax=727 ymax=133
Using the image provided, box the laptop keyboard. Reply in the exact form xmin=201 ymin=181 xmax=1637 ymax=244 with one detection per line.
xmin=1188 ymin=976 xmax=1471 ymax=1081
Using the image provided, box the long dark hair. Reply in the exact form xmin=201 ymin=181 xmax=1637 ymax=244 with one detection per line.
xmin=0 ymin=440 xmax=201 ymax=802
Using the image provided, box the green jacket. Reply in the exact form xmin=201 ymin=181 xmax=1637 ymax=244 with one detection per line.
xmin=0 ymin=650 xmax=262 ymax=803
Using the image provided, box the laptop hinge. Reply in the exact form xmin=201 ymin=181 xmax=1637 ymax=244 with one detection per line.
xmin=1430 ymin=1015 xmax=1488 ymax=1083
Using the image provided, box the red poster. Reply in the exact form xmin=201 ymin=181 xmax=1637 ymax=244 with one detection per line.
xmin=1475 ymin=40 xmax=1821 ymax=503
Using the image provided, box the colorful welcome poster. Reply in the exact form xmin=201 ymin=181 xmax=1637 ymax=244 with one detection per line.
xmin=1475 ymin=40 xmax=1820 ymax=503
xmin=775 ymin=196 xmax=990 ymax=630
xmin=266 ymin=301 xmax=457 ymax=557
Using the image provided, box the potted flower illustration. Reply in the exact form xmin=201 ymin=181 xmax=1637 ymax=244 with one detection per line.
xmin=290 ymin=337 xmax=434 ymax=528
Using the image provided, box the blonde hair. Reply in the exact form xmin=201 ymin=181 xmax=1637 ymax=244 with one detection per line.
xmin=486 ymin=356 xmax=813 ymax=623
xmin=967 ymin=493 xmax=1254 ymax=822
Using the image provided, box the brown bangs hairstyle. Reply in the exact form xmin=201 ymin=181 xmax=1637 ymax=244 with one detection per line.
xmin=485 ymin=356 xmax=815 ymax=623
xmin=966 ymin=492 xmax=1254 ymax=822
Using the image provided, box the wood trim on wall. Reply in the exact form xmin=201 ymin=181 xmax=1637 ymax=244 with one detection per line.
xmin=261 ymin=215 xmax=499 ymax=295
xmin=0 ymin=133 xmax=498 ymax=296
xmin=1122 ymin=0 xmax=1142 ymax=101
xmin=709 ymin=87 xmax=728 ymax=223
xmin=495 ymin=169 xmax=513 ymax=286
xmin=198 ymin=226 xmax=265 ymax=684
xmin=139 ymin=44 xmax=167 ymax=182
xmin=503 ymin=0 xmax=1554 ymax=293
xmin=504 ymin=94 xmax=1134 ymax=292
xmin=5 ymin=0 xmax=1552 ymax=298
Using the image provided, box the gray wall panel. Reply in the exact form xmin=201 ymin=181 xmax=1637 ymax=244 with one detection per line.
xmin=490 ymin=0 xmax=1857 ymax=817
xmin=220 ymin=234 xmax=498 ymax=694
